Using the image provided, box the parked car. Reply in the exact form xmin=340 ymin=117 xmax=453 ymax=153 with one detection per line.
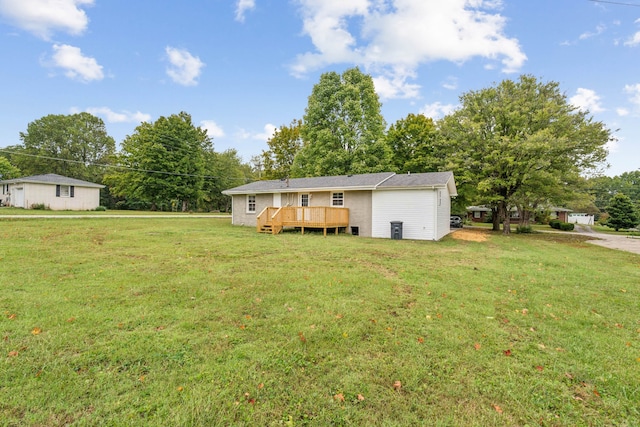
xmin=450 ymin=215 xmax=463 ymax=228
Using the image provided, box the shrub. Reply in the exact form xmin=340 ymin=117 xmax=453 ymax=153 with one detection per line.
xmin=549 ymin=219 xmax=561 ymax=229
xmin=516 ymin=226 xmax=533 ymax=234
xmin=95 ymin=206 xmax=107 ymax=211
xmin=30 ymin=203 xmax=49 ymax=210
xmin=559 ymin=222 xmax=575 ymax=231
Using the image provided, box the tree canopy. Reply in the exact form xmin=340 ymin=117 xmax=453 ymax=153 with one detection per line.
xmin=0 ymin=157 xmax=20 ymax=180
xmin=11 ymin=113 xmax=115 ymax=183
xmin=438 ymin=75 xmax=611 ymax=233
xmin=292 ymin=67 xmax=390 ymax=177
xmin=385 ymin=113 xmax=440 ymax=174
xmin=606 ymin=193 xmax=639 ymax=231
xmin=261 ymin=119 xmax=303 ymax=180
xmin=105 ymin=112 xmax=211 ymax=211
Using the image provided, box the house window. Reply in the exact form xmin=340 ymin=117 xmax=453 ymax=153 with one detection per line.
xmin=2 ymin=184 xmax=8 ymax=194
xmin=56 ymin=185 xmax=74 ymax=198
xmin=473 ymin=211 xmax=481 ymax=219
xmin=332 ymin=192 xmax=344 ymax=207
xmin=247 ymin=195 xmax=256 ymax=213
xmin=300 ymin=194 xmax=309 ymax=207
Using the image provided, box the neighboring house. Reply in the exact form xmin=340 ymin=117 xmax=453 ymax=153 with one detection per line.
xmin=568 ymin=213 xmax=595 ymax=225
xmin=0 ymin=173 xmax=104 ymax=210
xmin=467 ymin=205 xmax=571 ymax=223
xmin=222 ymin=171 xmax=457 ymax=241
xmin=467 ymin=206 xmax=492 ymax=222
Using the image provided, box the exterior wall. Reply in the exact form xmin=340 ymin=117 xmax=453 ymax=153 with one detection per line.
xmin=371 ymin=189 xmax=439 ymax=240
xmin=7 ymin=182 xmax=100 ymax=210
xmin=343 ymin=191 xmax=372 ymax=237
xmin=301 ymin=190 xmax=370 ymax=236
xmin=231 ymin=193 xmax=273 ymax=226
xmin=435 ymin=188 xmax=452 ymax=241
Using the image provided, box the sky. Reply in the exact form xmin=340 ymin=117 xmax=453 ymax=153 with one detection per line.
xmin=0 ymin=0 xmax=639 ymax=177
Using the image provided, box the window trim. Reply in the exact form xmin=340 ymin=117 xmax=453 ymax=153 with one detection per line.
xmin=246 ymin=194 xmax=256 ymax=213
xmin=56 ymin=185 xmax=74 ymax=198
xmin=331 ymin=192 xmax=344 ymax=207
xmin=300 ymin=193 xmax=309 ymax=207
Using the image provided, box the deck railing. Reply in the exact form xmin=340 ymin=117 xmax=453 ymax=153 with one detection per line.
xmin=257 ymin=206 xmax=349 ymax=235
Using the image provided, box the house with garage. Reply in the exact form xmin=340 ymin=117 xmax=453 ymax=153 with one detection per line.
xmin=0 ymin=173 xmax=104 ymax=210
xmin=222 ymin=171 xmax=457 ymax=241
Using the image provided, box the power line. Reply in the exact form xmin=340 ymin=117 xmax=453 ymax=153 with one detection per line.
xmin=0 ymin=148 xmax=253 ymax=182
xmin=588 ymin=0 xmax=640 ymax=6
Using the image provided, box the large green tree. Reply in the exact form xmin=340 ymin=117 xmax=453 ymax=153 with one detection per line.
xmin=292 ymin=67 xmax=390 ymax=177
xmin=0 ymin=157 xmax=20 ymax=180
xmin=606 ymin=193 xmax=639 ymax=231
xmin=385 ymin=113 xmax=440 ymax=174
xmin=261 ymin=119 xmax=303 ymax=180
xmin=105 ymin=112 xmax=211 ymax=211
xmin=201 ymin=149 xmax=250 ymax=212
xmin=12 ymin=113 xmax=115 ymax=183
xmin=590 ymin=171 xmax=640 ymax=212
xmin=438 ymin=75 xmax=611 ymax=233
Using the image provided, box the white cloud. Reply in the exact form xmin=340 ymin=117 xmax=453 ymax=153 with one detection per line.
xmin=570 ymin=88 xmax=604 ymax=113
xmin=616 ymin=107 xmax=629 ymax=117
xmin=256 ymin=123 xmax=277 ymax=140
xmin=165 ymin=47 xmax=205 ymax=86
xmin=419 ymin=102 xmax=457 ymax=119
xmin=624 ymin=32 xmax=640 ymax=47
xmin=442 ymin=76 xmax=458 ymax=91
xmin=624 ymin=83 xmax=640 ymax=109
xmin=83 ymin=107 xmax=151 ymax=123
xmin=290 ymin=0 xmax=526 ymax=99
xmin=235 ymin=123 xmax=277 ymax=141
xmin=50 ymin=44 xmax=103 ymax=82
xmin=0 ymin=0 xmax=93 ymax=40
xmin=579 ymin=24 xmax=606 ymax=40
xmin=235 ymin=0 xmax=255 ymax=22
xmin=201 ymin=120 xmax=225 ymax=139
xmin=373 ymin=71 xmax=420 ymax=100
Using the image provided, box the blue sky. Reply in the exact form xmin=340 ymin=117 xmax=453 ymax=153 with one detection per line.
xmin=0 ymin=0 xmax=639 ymax=176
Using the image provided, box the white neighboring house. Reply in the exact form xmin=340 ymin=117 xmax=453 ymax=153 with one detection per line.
xmin=568 ymin=213 xmax=595 ymax=225
xmin=222 ymin=171 xmax=457 ymax=241
xmin=0 ymin=173 xmax=104 ymax=210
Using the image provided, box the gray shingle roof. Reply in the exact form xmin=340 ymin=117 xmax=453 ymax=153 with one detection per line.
xmin=223 ymin=171 xmax=456 ymax=195
xmin=0 ymin=173 xmax=105 ymax=188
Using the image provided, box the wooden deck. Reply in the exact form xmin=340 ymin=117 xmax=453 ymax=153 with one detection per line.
xmin=256 ymin=206 xmax=349 ymax=235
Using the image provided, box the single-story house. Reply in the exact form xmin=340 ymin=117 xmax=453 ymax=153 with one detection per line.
xmin=467 ymin=205 xmax=571 ymax=222
xmin=0 ymin=173 xmax=104 ymax=210
xmin=222 ymin=171 xmax=457 ymax=241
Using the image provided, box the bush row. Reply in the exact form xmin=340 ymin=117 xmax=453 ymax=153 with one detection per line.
xmin=549 ymin=219 xmax=575 ymax=231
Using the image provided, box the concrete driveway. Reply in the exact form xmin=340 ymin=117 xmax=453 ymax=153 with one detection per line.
xmin=573 ymin=225 xmax=640 ymax=255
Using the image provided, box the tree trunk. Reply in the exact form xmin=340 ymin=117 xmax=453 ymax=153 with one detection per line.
xmin=182 ymin=200 xmax=188 ymax=212
xmin=499 ymin=201 xmax=511 ymax=235
xmin=492 ymin=207 xmax=501 ymax=231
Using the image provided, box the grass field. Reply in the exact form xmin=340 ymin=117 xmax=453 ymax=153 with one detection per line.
xmin=1 ymin=217 xmax=639 ymax=426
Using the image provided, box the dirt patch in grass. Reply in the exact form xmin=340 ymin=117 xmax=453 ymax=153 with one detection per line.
xmin=450 ymin=228 xmax=488 ymax=242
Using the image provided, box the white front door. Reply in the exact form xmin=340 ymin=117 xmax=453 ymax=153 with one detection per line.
xmin=13 ymin=187 xmax=24 ymax=208
xmin=273 ymin=193 xmax=281 ymax=207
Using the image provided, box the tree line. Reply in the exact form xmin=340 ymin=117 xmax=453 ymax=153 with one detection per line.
xmin=0 ymin=68 xmax=638 ymax=230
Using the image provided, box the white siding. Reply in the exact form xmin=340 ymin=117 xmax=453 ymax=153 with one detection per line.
xmin=435 ymin=188 xmax=452 ymax=240
xmin=371 ymin=189 xmax=437 ymax=240
xmin=8 ymin=182 xmax=101 ymax=210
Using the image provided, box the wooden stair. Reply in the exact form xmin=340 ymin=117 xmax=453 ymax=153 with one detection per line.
xmin=258 ymin=224 xmax=273 ymax=234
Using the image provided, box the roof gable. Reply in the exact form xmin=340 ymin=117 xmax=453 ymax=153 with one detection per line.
xmin=223 ymin=171 xmax=456 ymax=195
xmin=0 ymin=173 xmax=105 ymax=188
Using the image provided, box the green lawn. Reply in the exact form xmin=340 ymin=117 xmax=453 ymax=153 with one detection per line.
xmin=1 ymin=218 xmax=638 ymax=426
